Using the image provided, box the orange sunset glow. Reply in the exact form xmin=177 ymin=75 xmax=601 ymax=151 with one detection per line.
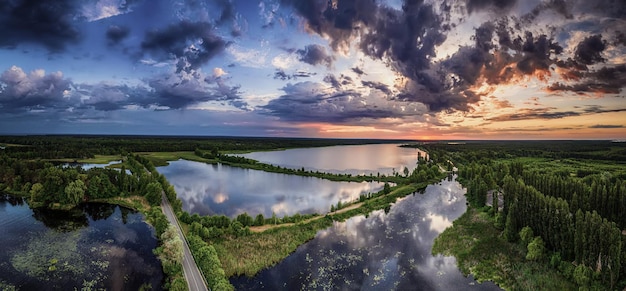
xmin=0 ymin=0 xmax=624 ymax=139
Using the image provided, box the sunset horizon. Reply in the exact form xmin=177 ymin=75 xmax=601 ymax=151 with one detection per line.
xmin=0 ymin=0 xmax=624 ymax=139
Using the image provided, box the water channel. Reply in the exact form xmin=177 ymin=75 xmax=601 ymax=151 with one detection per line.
xmin=158 ymin=160 xmax=385 ymax=218
xmin=0 ymin=196 xmax=163 ymax=290
xmin=237 ymin=143 xmax=425 ymax=176
xmin=231 ymin=176 xmax=500 ymax=290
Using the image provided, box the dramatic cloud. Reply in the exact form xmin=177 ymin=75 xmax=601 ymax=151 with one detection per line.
xmin=296 ymin=44 xmax=333 ymax=67
xmin=141 ymin=21 xmax=227 ymax=73
xmin=0 ymin=0 xmax=80 ymax=51
xmin=106 ymin=25 xmax=130 ymax=45
xmin=574 ymin=35 xmax=606 ymax=65
xmin=548 ymin=65 xmax=626 ymax=94
xmin=0 ymin=66 xmax=73 ymax=111
xmin=144 ymin=69 xmax=245 ymax=110
xmin=262 ymin=81 xmax=427 ymax=123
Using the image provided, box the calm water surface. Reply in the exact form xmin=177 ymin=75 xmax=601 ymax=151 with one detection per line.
xmin=157 ymin=160 xmax=385 ymax=218
xmin=0 ymin=196 xmax=163 ymax=290
xmin=238 ymin=144 xmax=425 ymax=175
xmin=231 ymin=176 xmax=501 ymax=290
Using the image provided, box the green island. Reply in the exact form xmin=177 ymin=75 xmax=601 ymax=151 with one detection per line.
xmin=1 ymin=136 xmax=625 ymax=290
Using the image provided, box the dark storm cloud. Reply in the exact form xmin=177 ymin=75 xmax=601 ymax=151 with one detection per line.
xmin=261 ymin=81 xmax=426 ymax=123
xmin=106 ymin=25 xmax=130 ymax=45
xmin=574 ymin=35 xmax=606 ymax=65
xmin=0 ymin=66 xmax=73 ymax=111
xmin=143 ymin=70 xmax=245 ymax=109
xmin=282 ymin=0 xmax=485 ymax=112
xmin=548 ymin=65 xmax=626 ymax=94
xmin=0 ymin=0 xmax=80 ymax=51
xmin=589 ymin=124 xmax=624 ymax=129
xmin=141 ymin=21 xmax=227 ymax=73
xmin=296 ymin=44 xmax=333 ymax=67
xmin=280 ymin=0 xmax=624 ymax=117
xmin=465 ymin=0 xmax=517 ymax=14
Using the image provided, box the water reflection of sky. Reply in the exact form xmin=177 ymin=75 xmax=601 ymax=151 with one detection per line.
xmin=238 ymin=144 xmax=425 ymax=176
xmin=0 ymin=198 xmax=163 ymax=290
xmin=157 ymin=160 xmax=385 ymax=218
xmin=231 ymin=177 xmax=501 ymax=290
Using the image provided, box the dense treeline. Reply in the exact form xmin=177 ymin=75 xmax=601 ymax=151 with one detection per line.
xmin=0 ymin=135 xmax=407 ymax=160
xmin=424 ymin=141 xmax=626 ymax=290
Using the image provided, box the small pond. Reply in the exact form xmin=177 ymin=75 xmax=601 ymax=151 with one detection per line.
xmin=231 ymin=176 xmax=501 ymax=290
xmin=237 ymin=143 xmax=425 ymax=176
xmin=0 ymin=195 xmax=163 ymax=290
xmin=157 ymin=160 xmax=385 ymax=218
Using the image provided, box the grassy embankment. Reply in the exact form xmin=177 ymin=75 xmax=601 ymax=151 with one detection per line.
xmin=432 ymin=207 xmax=575 ymax=290
xmin=134 ymin=151 xmax=216 ymax=166
xmin=213 ymin=181 xmax=437 ymax=278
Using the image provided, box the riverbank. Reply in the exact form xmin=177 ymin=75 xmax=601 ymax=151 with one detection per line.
xmin=432 ymin=207 xmax=575 ymax=290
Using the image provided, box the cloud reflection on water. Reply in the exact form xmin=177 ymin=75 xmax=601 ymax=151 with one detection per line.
xmin=232 ymin=177 xmax=501 ymax=290
xmin=157 ymin=160 xmax=385 ymax=218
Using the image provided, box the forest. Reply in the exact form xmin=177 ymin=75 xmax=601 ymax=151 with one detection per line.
xmin=423 ymin=140 xmax=626 ymax=290
xmin=3 ymin=136 xmax=625 ymax=290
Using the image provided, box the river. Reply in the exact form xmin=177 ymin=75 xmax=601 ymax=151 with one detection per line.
xmin=231 ymin=176 xmax=500 ymax=290
xmin=157 ymin=160 xmax=386 ymax=218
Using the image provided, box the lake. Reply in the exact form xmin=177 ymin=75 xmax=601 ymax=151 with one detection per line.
xmin=231 ymin=176 xmax=501 ymax=290
xmin=0 ymin=195 xmax=163 ymax=290
xmin=237 ymin=143 xmax=425 ymax=176
xmin=157 ymin=160 xmax=385 ymax=218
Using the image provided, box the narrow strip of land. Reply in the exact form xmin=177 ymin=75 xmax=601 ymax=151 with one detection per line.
xmin=249 ymin=201 xmax=364 ymax=233
xmin=161 ymin=193 xmax=208 ymax=291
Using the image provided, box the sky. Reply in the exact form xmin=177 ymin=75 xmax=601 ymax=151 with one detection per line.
xmin=0 ymin=0 xmax=624 ymax=139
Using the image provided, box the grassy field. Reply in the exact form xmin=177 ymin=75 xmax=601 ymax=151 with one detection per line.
xmin=432 ymin=208 xmax=576 ymax=291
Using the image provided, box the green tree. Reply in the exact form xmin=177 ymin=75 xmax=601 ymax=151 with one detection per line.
xmin=573 ymin=264 xmax=591 ymax=288
xmin=235 ymin=212 xmax=253 ymax=227
xmin=159 ymin=224 xmax=184 ymax=272
xmin=64 ymin=179 xmax=86 ymax=205
xmin=504 ymin=202 xmax=519 ymax=242
xmin=383 ymin=182 xmax=391 ymax=194
xmin=145 ymin=182 xmax=163 ymax=206
xmin=519 ymin=226 xmax=534 ymax=247
xmin=254 ymin=213 xmax=265 ymax=226
xmin=526 ymin=236 xmax=545 ymax=261
xmin=30 ymin=182 xmax=44 ymax=203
